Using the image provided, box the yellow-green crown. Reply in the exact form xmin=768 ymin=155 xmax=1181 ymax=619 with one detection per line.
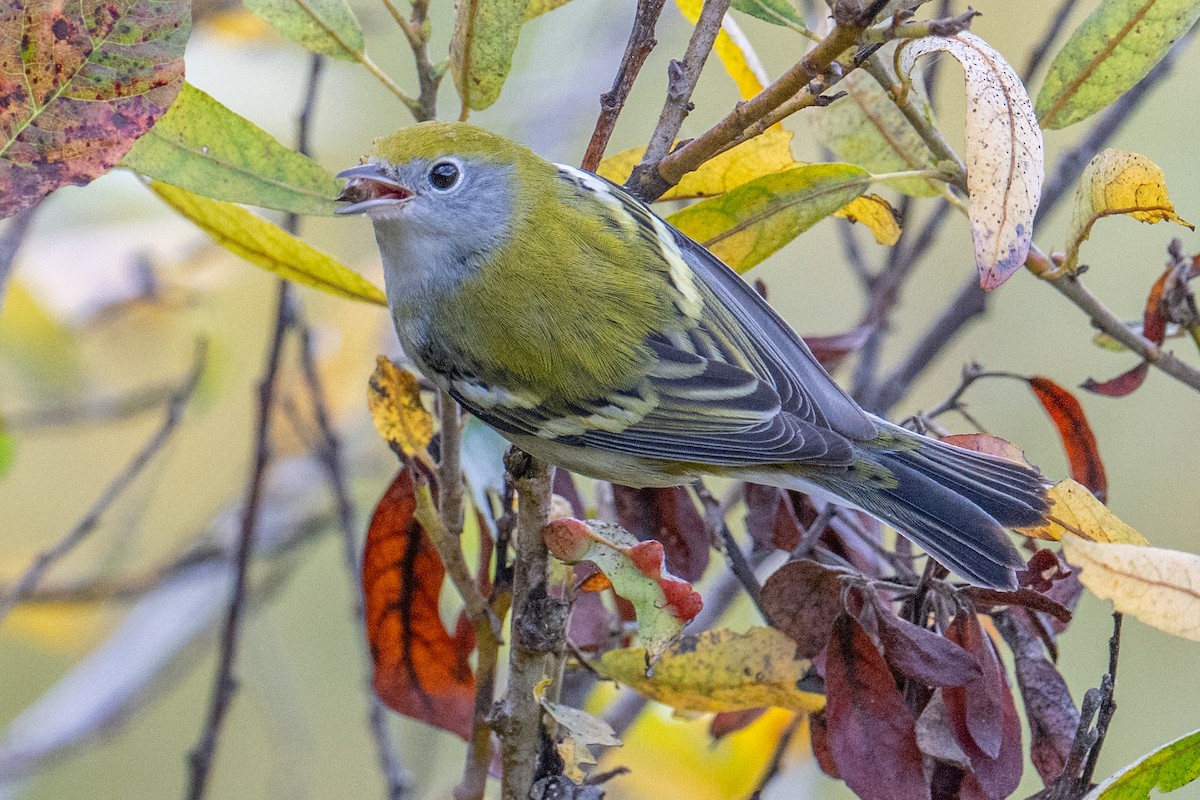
xmin=372 ymin=121 xmax=537 ymax=166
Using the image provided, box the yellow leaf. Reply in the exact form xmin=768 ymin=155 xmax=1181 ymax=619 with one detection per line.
xmin=1063 ymin=149 xmax=1195 ymax=273
xmin=675 ymin=0 xmax=766 ymax=100
xmin=149 ymin=182 xmax=386 ymax=305
xmin=1016 ymin=479 xmax=1149 ymax=545
xmin=597 ymin=706 xmax=805 ymax=800
xmin=367 ymin=356 xmax=433 ymax=456
xmin=834 ymin=194 xmax=901 ymax=245
xmin=593 ymin=627 xmax=825 ymax=714
xmin=1062 ymin=534 xmax=1200 ymax=642
xmin=596 ymin=129 xmax=796 ymax=202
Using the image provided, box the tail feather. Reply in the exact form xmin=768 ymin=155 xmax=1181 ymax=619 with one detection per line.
xmin=805 ymin=428 xmax=1050 ymax=590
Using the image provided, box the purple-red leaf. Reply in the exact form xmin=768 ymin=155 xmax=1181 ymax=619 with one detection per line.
xmin=1083 ymin=261 xmax=1175 ymax=397
xmin=944 ymin=613 xmax=1024 ymax=798
xmin=0 ymin=0 xmax=189 ymax=217
xmin=1027 ymin=376 xmax=1108 ymax=500
xmin=803 ymin=323 xmax=875 ymax=371
xmin=743 ymin=483 xmax=805 ymax=552
xmin=612 ymin=485 xmax=709 ymax=582
xmin=994 ymin=612 xmax=1079 ymax=785
xmin=709 ymin=707 xmax=767 ymax=740
xmin=824 ymin=613 xmax=930 ymax=800
xmin=362 ymin=470 xmax=476 ymax=739
xmin=760 ymin=560 xmax=845 ymax=659
xmin=869 ymin=598 xmax=981 ymax=687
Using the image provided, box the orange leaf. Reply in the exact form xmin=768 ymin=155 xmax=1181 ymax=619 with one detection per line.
xmin=1027 ymin=376 xmax=1107 ymax=501
xmin=362 ymin=469 xmax=476 ymax=739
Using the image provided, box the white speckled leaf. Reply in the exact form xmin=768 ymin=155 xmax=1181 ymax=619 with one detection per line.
xmin=897 ymin=33 xmax=1044 ymax=290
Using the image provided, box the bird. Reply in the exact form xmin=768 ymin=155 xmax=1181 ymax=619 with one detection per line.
xmin=336 ymin=121 xmax=1049 ymax=590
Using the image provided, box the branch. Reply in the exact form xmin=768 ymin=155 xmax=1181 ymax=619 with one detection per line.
xmin=185 ymin=283 xmax=294 ymax=800
xmin=497 ymin=452 xmax=559 ymax=800
xmin=380 ymin=0 xmax=440 ymax=121
xmin=0 ymin=340 xmax=206 ymax=625
xmin=581 ymin=0 xmax=668 ymax=172
xmin=628 ymin=0 xmax=885 ymax=200
xmin=296 ymin=316 xmax=410 ymax=795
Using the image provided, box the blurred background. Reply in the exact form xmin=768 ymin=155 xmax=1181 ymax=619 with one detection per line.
xmin=2 ymin=0 xmax=1199 ymax=797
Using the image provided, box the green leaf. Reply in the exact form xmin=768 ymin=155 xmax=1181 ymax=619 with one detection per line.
xmin=149 ymin=181 xmax=386 ymax=305
xmin=809 ymin=70 xmax=940 ymax=197
xmin=667 ymin=163 xmax=871 ymax=273
xmin=525 ymin=0 xmax=571 ymax=18
xmin=1036 ymin=0 xmax=1200 ymax=130
xmin=244 ymin=0 xmax=365 ymax=61
xmin=451 ymin=0 xmax=530 ymax=112
xmin=122 ymin=84 xmax=342 ymax=216
xmin=730 ymin=0 xmax=804 ymax=27
xmin=0 ymin=0 xmax=190 ymax=218
xmin=1086 ymin=728 xmax=1200 ymax=799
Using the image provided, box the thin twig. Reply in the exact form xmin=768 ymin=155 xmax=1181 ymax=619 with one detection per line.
xmin=1079 ymin=612 xmax=1122 ymax=787
xmin=497 ymin=452 xmax=558 ymax=800
xmin=0 ymin=340 xmax=207 ymax=625
xmin=694 ymin=480 xmax=764 ymax=613
xmin=747 ymin=714 xmax=802 ymax=800
xmin=185 ymin=283 xmax=294 ymax=800
xmin=5 ymin=383 xmax=181 ymax=432
xmin=381 ymin=0 xmax=439 ymax=121
xmin=0 ymin=205 xmax=38 ymax=303
xmin=581 ymin=0 xmax=668 ymax=172
xmin=439 ymin=390 xmax=466 ymax=543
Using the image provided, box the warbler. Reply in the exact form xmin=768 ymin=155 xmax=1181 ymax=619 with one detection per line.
xmin=337 ymin=121 xmax=1049 ymax=589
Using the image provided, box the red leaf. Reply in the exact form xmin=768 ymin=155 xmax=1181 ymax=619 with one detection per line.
xmin=709 ymin=707 xmax=767 ymax=740
xmin=760 ymin=560 xmax=845 ymax=659
xmin=810 ymin=711 xmax=841 ymax=780
xmin=868 ymin=598 xmax=981 ymax=687
xmin=802 ymin=324 xmax=875 ymax=371
xmin=1027 ymin=377 xmax=1107 ymax=500
xmin=612 ymin=485 xmax=709 ymax=582
xmin=943 ymin=614 xmax=1023 ymax=798
xmin=825 ymin=614 xmax=930 ymax=800
xmin=1082 ymin=264 xmax=1171 ymax=397
xmin=362 ymin=470 xmax=476 ymax=739
xmin=743 ymin=483 xmax=805 ymax=552
xmin=1082 ymin=361 xmax=1150 ymax=397
xmin=0 ymin=0 xmax=189 ymax=217
xmin=994 ymin=613 xmax=1079 ymax=785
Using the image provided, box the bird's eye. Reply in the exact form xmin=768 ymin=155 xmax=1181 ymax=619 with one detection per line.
xmin=429 ymin=161 xmax=460 ymax=190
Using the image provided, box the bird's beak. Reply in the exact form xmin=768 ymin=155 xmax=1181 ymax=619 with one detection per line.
xmin=335 ymin=163 xmax=413 ymax=215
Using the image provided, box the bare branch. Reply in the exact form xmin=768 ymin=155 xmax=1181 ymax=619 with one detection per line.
xmin=0 ymin=340 xmax=207 ymax=625
xmin=581 ymin=0 xmax=668 ymax=172
xmin=0 ymin=204 xmax=38 ymax=303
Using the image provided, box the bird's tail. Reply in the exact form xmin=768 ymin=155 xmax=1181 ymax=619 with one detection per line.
xmin=805 ymin=423 xmax=1051 ymax=589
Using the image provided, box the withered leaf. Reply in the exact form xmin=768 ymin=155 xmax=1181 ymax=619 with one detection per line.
xmin=760 ymin=560 xmax=845 ymax=659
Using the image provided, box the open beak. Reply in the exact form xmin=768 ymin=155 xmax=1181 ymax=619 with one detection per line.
xmin=335 ymin=164 xmax=413 ymax=215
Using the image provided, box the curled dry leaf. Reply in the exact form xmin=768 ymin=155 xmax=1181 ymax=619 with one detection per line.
xmin=940 ymin=433 xmax=1032 ymax=466
xmin=760 ymin=560 xmax=845 ymax=659
xmin=534 ymin=677 xmax=621 ymax=783
xmin=896 ymin=32 xmax=1044 ymax=290
xmin=668 ymin=163 xmax=872 ymax=273
xmin=366 ymin=357 xmax=434 ymax=457
xmin=1062 ymin=534 xmax=1200 ymax=643
xmin=824 ymin=613 xmax=929 ymax=800
xmin=0 ymin=0 xmax=189 ymax=217
xmin=1037 ymin=0 xmax=1200 ymax=130
xmin=544 ymin=518 xmax=701 ymax=661
xmin=1016 ymin=479 xmax=1149 ymax=545
xmin=834 ymin=194 xmax=902 ymax=246
xmin=593 ymin=627 xmax=824 ymax=714
xmin=361 ymin=470 xmax=476 ymax=739
xmin=149 ymin=182 xmax=388 ymax=305
xmin=1027 ymin=376 xmax=1107 ymax=501
xmin=1063 ymin=149 xmax=1193 ymax=274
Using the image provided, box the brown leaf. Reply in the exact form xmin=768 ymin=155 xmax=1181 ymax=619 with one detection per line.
xmin=0 ymin=0 xmax=189 ymax=217
xmin=802 ymin=324 xmax=875 ymax=372
xmin=743 ymin=483 xmax=804 ymax=552
xmin=944 ymin=613 xmax=1024 ymax=798
xmin=824 ymin=614 xmax=930 ymax=800
xmin=760 ymin=560 xmax=845 ymax=659
xmin=1027 ymin=376 xmax=1107 ymax=500
xmin=868 ymin=597 xmax=981 ymax=687
xmin=612 ymin=485 xmax=709 ymax=582
xmin=916 ymin=690 xmax=971 ymax=769
xmin=362 ymin=469 xmax=475 ymax=739
xmin=709 ymin=707 xmax=767 ymax=740
xmin=993 ymin=613 xmax=1078 ymax=785
xmin=810 ymin=711 xmax=841 ymax=780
